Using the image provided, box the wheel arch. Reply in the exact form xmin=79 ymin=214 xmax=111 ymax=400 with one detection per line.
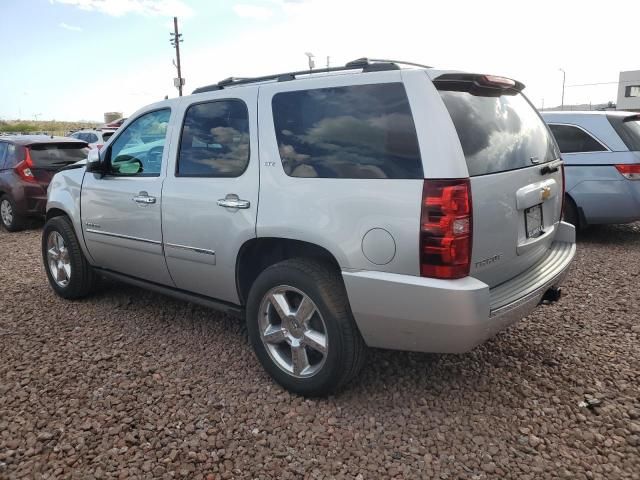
xmin=236 ymin=237 xmax=342 ymax=306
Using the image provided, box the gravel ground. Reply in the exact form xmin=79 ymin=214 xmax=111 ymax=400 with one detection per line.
xmin=1 ymin=224 xmax=639 ymax=480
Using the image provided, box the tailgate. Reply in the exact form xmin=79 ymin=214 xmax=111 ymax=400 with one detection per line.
xmin=436 ymin=75 xmax=562 ymax=287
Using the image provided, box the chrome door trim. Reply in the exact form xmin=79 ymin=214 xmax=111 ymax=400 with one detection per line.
xmin=164 ymin=242 xmax=216 ymax=256
xmin=85 ymin=228 xmax=162 ymax=245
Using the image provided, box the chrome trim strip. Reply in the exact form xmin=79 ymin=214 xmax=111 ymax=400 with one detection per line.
xmin=85 ymin=228 xmax=161 ymax=245
xmin=165 ymin=242 xmax=216 ymax=256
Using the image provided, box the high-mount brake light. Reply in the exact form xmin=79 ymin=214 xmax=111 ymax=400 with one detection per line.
xmin=480 ymin=75 xmax=516 ymax=88
xmin=420 ymin=179 xmax=472 ymax=279
xmin=615 ymin=164 xmax=640 ymax=180
xmin=15 ymin=147 xmax=36 ymax=183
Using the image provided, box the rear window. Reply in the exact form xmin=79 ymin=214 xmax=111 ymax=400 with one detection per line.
xmin=608 ymin=115 xmax=640 ymax=151
xmin=438 ymin=90 xmax=559 ymax=176
xmin=29 ymin=144 xmax=88 ymax=168
xmin=272 ymin=83 xmax=423 ymax=179
xmin=102 ymin=131 xmax=115 ymax=142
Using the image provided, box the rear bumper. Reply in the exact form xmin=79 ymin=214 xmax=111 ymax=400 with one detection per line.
xmin=342 ymin=221 xmax=576 ymax=353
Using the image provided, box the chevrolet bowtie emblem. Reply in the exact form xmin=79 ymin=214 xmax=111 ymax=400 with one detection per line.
xmin=541 ymin=186 xmax=552 ymax=201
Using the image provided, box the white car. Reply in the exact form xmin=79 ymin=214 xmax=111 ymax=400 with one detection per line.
xmin=69 ymin=129 xmax=116 ymax=151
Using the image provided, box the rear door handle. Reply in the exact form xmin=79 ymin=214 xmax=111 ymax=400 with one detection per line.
xmin=132 ymin=192 xmax=156 ymax=204
xmin=217 ymin=194 xmax=250 ymax=209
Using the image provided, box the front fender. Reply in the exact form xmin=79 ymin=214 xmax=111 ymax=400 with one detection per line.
xmin=47 ymin=169 xmax=95 ymax=264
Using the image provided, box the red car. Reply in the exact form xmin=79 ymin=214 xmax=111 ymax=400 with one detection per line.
xmin=0 ymin=136 xmax=88 ymax=231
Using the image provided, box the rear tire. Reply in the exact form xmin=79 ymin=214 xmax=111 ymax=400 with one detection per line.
xmin=246 ymin=258 xmax=366 ymax=396
xmin=0 ymin=195 xmax=24 ymax=232
xmin=562 ymin=195 xmax=580 ymax=229
xmin=42 ymin=216 xmax=97 ymax=299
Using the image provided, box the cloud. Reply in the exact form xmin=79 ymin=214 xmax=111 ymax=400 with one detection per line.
xmin=50 ymin=0 xmax=193 ymax=17
xmin=58 ymin=22 xmax=83 ymax=31
xmin=233 ymin=4 xmax=274 ymax=19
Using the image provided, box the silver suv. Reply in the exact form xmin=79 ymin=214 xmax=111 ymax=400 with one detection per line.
xmin=42 ymin=59 xmax=576 ymax=396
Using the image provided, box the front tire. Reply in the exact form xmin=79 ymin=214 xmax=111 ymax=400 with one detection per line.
xmin=42 ymin=216 xmax=97 ymax=299
xmin=0 ymin=195 xmax=24 ymax=232
xmin=246 ymin=259 xmax=366 ymax=396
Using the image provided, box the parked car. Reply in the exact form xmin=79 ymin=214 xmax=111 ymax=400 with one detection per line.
xmin=0 ymin=135 xmax=88 ymax=231
xmin=42 ymin=59 xmax=576 ymax=395
xmin=69 ymin=129 xmax=116 ymax=151
xmin=542 ymin=111 xmax=640 ymax=227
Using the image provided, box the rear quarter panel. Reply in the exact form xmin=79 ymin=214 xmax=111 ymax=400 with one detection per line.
xmin=256 ymin=70 xmax=444 ymax=275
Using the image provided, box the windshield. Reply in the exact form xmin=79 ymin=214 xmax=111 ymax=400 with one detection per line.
xmin=29 ymin=144 xmax=89 ymax=168
xmin=438 ymin=90 xmax=559 ymax=176
xmin=608 ymin=115 xmax=640 ymax=151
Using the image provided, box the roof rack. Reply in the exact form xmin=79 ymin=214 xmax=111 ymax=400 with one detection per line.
xmin=192 ymin=57 xmax=431 ymax=94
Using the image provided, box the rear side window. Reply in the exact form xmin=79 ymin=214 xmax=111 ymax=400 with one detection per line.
xmin=102 ymin=131 xmax=115 ymax=142
xmin=29 ymin=144 xmax=88 ymax=168
xmin=0 ymin=142 xmax=7 ymax=169
xmin=547 ymin=124 xmax=607 ymax=154
xmin=438 ymin=91 xmax=559 ymax=176
xmin=85 ymin=133 xmax=99 ymax=143
xmin=607 ymin=115 xmax=640 ymax=151
xmin=177 ymin=100 xmax=250 ymax=177
xmin=272 ymin=83 xmax=423 ymax=179
xmin=4 ymin=144 xmax=21 ymax=168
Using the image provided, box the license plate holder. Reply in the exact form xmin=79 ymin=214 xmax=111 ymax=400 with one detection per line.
xmin=525 ymin=204 xmax=544 ymax=238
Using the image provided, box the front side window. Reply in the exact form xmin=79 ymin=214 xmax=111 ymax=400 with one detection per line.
xmin=272 ymin=83 xmax=423 ymax=179
xmin=108 ymin=109 xmax=170 ymax=176
xmin=547 ymin=124 xmax=607 ymax=154
xmin=177 ymin=100 xmax=250 ymax=177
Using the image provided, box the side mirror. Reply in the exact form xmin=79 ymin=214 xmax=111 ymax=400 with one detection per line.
xmin=85 ymin=148 xmax=103 ymax=173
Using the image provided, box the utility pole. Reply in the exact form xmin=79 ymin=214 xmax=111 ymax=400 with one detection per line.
xmin=559 ymin=68 xmax=566 ymax=111
xmin=170 ymin=17 xmax=184 ymax=96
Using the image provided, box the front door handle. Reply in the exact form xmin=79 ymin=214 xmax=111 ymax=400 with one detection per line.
xmin=217 ymin=194 xmax=250 ymax=209
xmin=132 ymin=191 xmax=156 ymax=204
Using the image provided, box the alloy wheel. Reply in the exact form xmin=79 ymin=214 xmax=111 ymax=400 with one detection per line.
xmin=258 ymin=285 xmax=328 ymax=378
xmin=46 ymin=231 xmax=71 ymax=287
xmin=0 ymin=199 xmax=13 ymax=227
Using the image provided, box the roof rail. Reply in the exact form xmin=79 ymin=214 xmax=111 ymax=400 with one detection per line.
xmin=191 ymin=57 xmax=430 ymax=94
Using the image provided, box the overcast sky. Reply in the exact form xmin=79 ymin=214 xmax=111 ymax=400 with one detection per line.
xmin=0 ymin=0 xmax=638 ymax=121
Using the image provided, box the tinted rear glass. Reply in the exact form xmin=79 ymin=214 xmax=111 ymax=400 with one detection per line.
xmin=547 ymin=124 xmax=607 ymax=153
xmin=29 ymin=144 xmax=88 ymax=168
xmin=608 ymin=115 xmax=640 ymax=151
xmin=102 ymin=131 xmax=115 ymax=142
xmin=272 ymin=83 xmax=423 ymax=179
xmin=438 ymin=91 xmax=559 ymax=176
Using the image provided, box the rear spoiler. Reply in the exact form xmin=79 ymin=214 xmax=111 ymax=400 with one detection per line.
xmin=433 ymin=73 xmax=525 ymax=96
xmin=623 ymin=114 xmax=640 ymax=123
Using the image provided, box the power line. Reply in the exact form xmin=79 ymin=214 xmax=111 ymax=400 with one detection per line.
xmin=566 ymin=81 xmax=618 ymax=88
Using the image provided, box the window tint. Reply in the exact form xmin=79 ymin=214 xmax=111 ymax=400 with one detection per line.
xmin=272 ymin=83 xmax=423 ymax=179
xmin=438 ymin=91 xmax=559 ymax=176
xmin=29 ymin=143 xmax=89 ymax=167
xmin=102 ymin=131 xmax=115 ymax=142
xmin=109 ymin=109 xmax=170 ymax=176
xmin=0 ymin=142 xmax=7 ymax=169
xmin=177 ymin=100 xmax=250 ymax=177
xmin=547 ymin=124 xmax=607 ymax=154
xmin=607 ymin=115 xmax=640 ymax=152
xmin=85 ymin=133 xmax=99 ymax=143
xmin=4 ymin=144 xmax=20 ymax=168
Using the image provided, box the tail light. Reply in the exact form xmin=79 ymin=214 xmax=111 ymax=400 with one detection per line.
xmin=15 ymin=147 xmax=36 ymax=183
xmin=615 ymin=164 xmax=640 ymax=180
xmin=420 ymin=179 xmax=472 ymax=279
xmin=560 ymin=163 xmax=566 ymax=216
xmin=96 ymin=144 xmax=104 ymax=151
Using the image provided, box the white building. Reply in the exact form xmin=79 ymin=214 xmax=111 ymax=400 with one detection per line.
xmin=617 ymin=70 xmax=640 ymax=111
